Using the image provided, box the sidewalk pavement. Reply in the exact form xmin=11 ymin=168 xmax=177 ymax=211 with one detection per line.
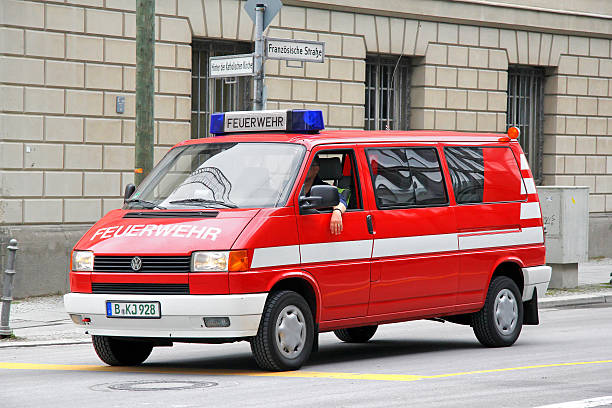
xmin=1 ymin=259 xmax=611 ymax=348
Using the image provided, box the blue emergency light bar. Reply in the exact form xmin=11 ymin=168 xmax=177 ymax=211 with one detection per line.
xmin=210 ymin=109 xmax=324 ymax=135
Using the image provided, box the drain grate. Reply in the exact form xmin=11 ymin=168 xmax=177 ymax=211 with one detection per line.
xmin=93 ymin=380 xmax=218 ymax=392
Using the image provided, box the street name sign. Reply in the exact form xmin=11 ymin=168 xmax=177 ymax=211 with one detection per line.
xmin=209 ymin=54 xmax=254 ymax=78
xmin=265 ymin=38 xmax=325 ymax=63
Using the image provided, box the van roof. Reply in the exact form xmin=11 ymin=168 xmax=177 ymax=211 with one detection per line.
xmin=174 ymin=130 xmax=509 ymax=150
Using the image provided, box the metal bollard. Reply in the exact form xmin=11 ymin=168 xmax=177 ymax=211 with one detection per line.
xmin=0 ymin=239 xmax=18 ymax=338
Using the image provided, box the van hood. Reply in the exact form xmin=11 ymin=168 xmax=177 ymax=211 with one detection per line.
xmin=75 ymin=209 xmax=260 ymax=255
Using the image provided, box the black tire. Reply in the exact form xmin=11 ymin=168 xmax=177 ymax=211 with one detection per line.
xmin=250 ymin=290 xmax=314 ymax=371
xmin=472 ymin=276 xmax=523 ymax=347
xmin=92 ymin=335 xmax=153 ymax=366
xmin=333 ymin=325 xmax=378 ymax=343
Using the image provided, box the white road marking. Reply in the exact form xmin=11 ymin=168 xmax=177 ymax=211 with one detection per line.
xmin=533 ymin=396 xmax=612 ymax=408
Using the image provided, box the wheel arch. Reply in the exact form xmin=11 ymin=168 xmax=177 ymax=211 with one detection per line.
xmin=490 ymin=258 xmax=525 ymax=295
xmin=267 ymin=272 xmax=321 ymax=323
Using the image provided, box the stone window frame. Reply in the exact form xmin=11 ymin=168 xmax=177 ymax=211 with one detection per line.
xmin=506 ymin=66 xmax=546 ymax=184
xmin=191 ymin=40 xmax=253 ymax=138
xmin=365 ymin=55 xmax=411 ymax=131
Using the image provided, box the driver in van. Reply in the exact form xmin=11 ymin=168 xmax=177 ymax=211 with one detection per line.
xmin=302 ymin=157 xmax=348 ymax=235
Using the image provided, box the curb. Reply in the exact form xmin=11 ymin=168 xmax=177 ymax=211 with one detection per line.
xmin=539 ymin=293 xmax=612 ymax=309
xmin=0 ymin=339 xmax=91 ymax=348
xmin=0 ymin=340 xmax=91 ymax=348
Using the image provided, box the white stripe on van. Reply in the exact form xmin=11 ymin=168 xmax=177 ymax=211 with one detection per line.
xmin=520 ymin=177 xmax=537 ymax=195
xmin=250 ymin=228 xmax=544 ymax=268
xmin=458 ymin=226 xmax=543 ymax=250
xmin=520 ymin=154 xmax=529 ymax=170
xmin=251 ymin=245 xmax=300 ymax=268
xmin=372 ymin=233 xmax=458 ymax=258
xmin=520 ymin=202 xmax=542 ymax=220
xmin=300 ymin=239 xmax=373 ymax=264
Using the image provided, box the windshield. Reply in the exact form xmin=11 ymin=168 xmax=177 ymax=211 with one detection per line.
xmin=126 ymin=142 xmax=305 ymax=209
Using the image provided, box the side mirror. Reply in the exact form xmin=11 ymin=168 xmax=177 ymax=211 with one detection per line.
xmin=124 ymin=183 xmax=136 ymax=202
xmin=299 ymin=185 xmax=339 ymax=211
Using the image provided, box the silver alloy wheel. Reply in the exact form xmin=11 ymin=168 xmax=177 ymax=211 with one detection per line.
xmin=494 ymin=288 xmax=518 ymax=335
xmin=274 ymin=305 xmax=306 ymax=359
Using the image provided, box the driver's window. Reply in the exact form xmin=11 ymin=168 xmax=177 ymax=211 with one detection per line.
xmin=302 ymin=150 xmax=362 ymax=210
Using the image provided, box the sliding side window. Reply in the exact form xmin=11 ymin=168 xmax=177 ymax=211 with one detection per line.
xmin=444 ymin=146 xmax=525 ymax=204
xmin=366 ymin=147 xmax=448 ymax=209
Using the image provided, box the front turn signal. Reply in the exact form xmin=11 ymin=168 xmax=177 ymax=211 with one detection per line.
xmin=228 ymin=250 xmax=249 ymax=272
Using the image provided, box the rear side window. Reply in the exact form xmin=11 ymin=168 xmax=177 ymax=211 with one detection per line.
xmin=444 ymin=146 xmax=524 ymax=204
xmin=366 ymin=147 xmax=448 ymax=209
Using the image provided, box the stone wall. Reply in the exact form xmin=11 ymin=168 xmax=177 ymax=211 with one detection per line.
xmin=2 ymin=0 xmax=611 ymax=226
xmin=543 ymin=49 xmax=612 ymax=212
xmin=1 ymin=0 xmax=611 ymax=296
xmin=1 ymin=0 xmax=192 ymax=226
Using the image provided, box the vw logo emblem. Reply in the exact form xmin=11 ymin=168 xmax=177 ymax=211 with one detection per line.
xmin=131 ymin=256 xmax=142 ymax=271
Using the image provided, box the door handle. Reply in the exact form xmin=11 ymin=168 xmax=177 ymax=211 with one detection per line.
xmin=366 ymin=215 xmax=374 ymax=235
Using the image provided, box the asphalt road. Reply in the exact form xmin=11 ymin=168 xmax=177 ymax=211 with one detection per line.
xmin=2 ymin=305 xmax=612 ymax=408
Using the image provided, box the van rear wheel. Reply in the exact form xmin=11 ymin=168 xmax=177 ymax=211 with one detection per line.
xmin=472 ymin=276 xmax=523 ymax=347
xmin=92 ymin=335 xmax=153 ymax=366
xmin=334 ymin=325 xmax=378 ymax=343
xmin=250 ymin=290 xmax=314 ymax=371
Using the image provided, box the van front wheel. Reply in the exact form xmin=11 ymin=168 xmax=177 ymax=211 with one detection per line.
xmin=92 ymin=335 xmax=153 ymax=366
xmin=472 ymin=276 xmax=523 ymax=347
xmin=334 ymin=325 xmax=378 ymax=343
xmin=250 ymin=290 xmax=314 ymax=371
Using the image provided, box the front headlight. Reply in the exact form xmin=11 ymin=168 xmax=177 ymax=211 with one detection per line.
xmin=191 ymin=250 xmax=249 ymax=272
xmin=72 ymin=250 xmax=94 ymax=271
xmin=192 ymin=251 xmax=230 ymax=272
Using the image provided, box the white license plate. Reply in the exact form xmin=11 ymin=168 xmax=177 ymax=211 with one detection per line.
xmin=106 ymin=301 xmax=161 ymax=318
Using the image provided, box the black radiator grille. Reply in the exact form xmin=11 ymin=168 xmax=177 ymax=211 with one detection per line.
xmin=94 ymin=256 xmax=191 ymax=273
xmin=92 ymin=283 xmax=189 ymax=295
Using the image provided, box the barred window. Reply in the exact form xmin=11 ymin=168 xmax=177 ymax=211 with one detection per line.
xmin=191 ymin=41 xmax=252 ymax=138
xmin=365 ymin=55 xmax=411 ymax=131
xmin=507 ymin=66 xmax=545 ymax=183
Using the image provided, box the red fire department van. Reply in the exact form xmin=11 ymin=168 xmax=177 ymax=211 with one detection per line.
xmin=64 ymin=109 xmax=551 ymax=371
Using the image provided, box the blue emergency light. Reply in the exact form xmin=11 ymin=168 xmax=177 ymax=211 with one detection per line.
xmin=210 ymin=109 xmax=324 ymax=135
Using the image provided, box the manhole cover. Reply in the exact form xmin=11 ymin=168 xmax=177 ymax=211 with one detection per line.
xmin=95 ymin=380 xmax=218 ymax=392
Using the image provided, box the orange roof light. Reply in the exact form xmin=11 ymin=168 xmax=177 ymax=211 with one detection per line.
xmin=508 ymin=126 xmax=520 ymax=140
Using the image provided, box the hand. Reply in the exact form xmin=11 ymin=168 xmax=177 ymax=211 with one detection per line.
xmin=330 ymin=209 xmax=343 ymax=235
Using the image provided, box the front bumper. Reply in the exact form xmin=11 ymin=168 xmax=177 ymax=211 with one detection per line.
xmin=63 ymin=293 xmax=267 ymax=338
xmin=521 ymin=265 xmax=552 ymax=301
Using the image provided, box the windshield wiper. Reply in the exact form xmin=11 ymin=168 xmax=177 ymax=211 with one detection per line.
xmin=125 ymin=199 xmax=166 ymax=210
xmin=169 ymin=198 xmax=237 ymax=208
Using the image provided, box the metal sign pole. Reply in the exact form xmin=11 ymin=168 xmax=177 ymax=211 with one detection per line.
xmin=253 ymin=4 xmax=265 ymax=111
xmin=135 ymin=0 xmax=155 ymax=184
